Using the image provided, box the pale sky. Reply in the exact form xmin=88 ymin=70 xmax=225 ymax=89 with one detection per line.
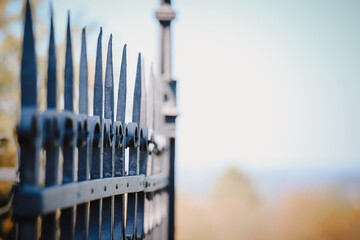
xmin=10 ymin=0 xmax=360 ymax=185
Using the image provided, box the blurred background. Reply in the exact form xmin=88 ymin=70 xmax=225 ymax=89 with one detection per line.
xmin=1 ymin=0 xmax=360 ymax=239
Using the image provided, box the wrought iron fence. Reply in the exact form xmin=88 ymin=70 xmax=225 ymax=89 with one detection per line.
xmin=13 ymin=0 xmax=177 ymax=239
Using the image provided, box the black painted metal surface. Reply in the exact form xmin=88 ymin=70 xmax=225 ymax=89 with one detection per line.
xmin=14 ymin=0 xmax=177 ymax=239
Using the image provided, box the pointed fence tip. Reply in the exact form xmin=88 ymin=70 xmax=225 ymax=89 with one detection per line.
xmin=81 ymin=27 xmax=86 ymax=41
xmin=106 ymin=34 xmax=112 ymax=48
xmin=49 ymin=1 xmax=54 ymax=18
xmin=136 ymin=53 xmax=142 ymax=72
xmin=104 ymin=32 xmax=114 ymax=121
xmin=137 ymin=52 xmax=142 ymax=68
xmin=94 ymin=25 xmax=103 ymax=118
xmin=121 ymin=44 xmax=127 ymax=59
xmin=25 ymin=0 xmax=32 ymax=19
xmin=64 ymin=9 xmax=74 ymax=112
xmin=66 ymin=11 xmax=71 ymax=31
xmin=81 ymin=27 xmax=86 ymax=46
xmin=67 ymin=10 xmax=72 ymax=27
xmin=21 ymin=0 xmax=38 ymax=106
xmin=49 ymin=4 xmax=54 ymax=31
xmin=107 ymin=34 xmax=113 ymax=51
xmin=132 ymin=52 xmax=142 ymax=124
xmin=98 ymin=27 xmax=103 ymax=39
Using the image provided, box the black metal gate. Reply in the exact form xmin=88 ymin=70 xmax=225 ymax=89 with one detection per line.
xmin=13 ymin=0 xmax=177 ymax=239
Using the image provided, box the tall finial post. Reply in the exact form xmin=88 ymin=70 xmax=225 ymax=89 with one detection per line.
xmin=155 ymin=0 xmax=178 ymax=137
xmin=156 ymin=1 xmax=177 ymax=239
xmin=156 ymin=0 xmax=175 ymax=81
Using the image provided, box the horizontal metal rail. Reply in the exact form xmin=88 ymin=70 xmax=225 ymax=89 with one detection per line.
xmin=14 ymin=174 xmax=168 ymax=216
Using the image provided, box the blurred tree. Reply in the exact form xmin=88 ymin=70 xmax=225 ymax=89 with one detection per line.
xmin=213 ymin=167 xmax=257 ymax=204
xmin=0 ymin=0 xmax=46 ymax=129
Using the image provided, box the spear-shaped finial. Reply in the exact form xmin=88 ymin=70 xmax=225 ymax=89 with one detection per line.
xmin=79 ymin=27 xmax=88 ymax=114
xmin=47 ymin=3 xmax=57 ymax=109
xmin=93 ymin=27 xmax=103 ymax=118
xmin=116 ymin=44 xmax=127 ymax=124
xmin=64 ymin=11 xmax=74 ymax=112
xmin=21 ymin=0 xmax=37 ymax=107
xmin=104 ymin=34 xmax=114 ymax=121
xmin=132 ymin=53 xmax=142 ymax=124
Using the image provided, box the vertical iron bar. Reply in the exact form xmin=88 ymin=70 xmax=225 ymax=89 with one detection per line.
xmin=61 ymin=12 xmax=75 ymax=240
xmin=42 ymin=8 xmax=59 ymax=240
xmin=114 ymin=44 xmax=127 ymax=240
xmin=126 ymin=53 xmax=142 ymax=240
xmin=75 ymin=27 xmax=90 ymax=240
xmin=167 ymin=138 xmax=175 ymax=240
xmin=102 ymin=34 xmax=114 ymax=240
xmin=17 ymin=1 xmax=40 ymax=239
xmin=89 ymin=28 xmax=103 ymax=240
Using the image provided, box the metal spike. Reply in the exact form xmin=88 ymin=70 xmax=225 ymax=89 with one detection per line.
xmin=140 ymin=57 xmax=146 ymax=127
xmin=104 ymin=34 xmax=114 ymax=121
xmin=47 ymin=5 xmax=56 ymax=109
xmin=132 ymin=53 xmax=142 ymax=124
xmin=21 ymin=0 xmax=37 ymax=106
xmin=79 ymin=27 xmax=88 ymax=114
xmin=64 ymin=11 xmax=74 ymax=112
xmin=116 ymin=44 xmax=127 ymax=124
xmin=93 ymin=27 xmax=103 ymax=118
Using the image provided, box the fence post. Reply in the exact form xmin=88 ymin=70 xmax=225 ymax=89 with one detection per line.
xmin=156 ymin=1 xmax=177 ymax=239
